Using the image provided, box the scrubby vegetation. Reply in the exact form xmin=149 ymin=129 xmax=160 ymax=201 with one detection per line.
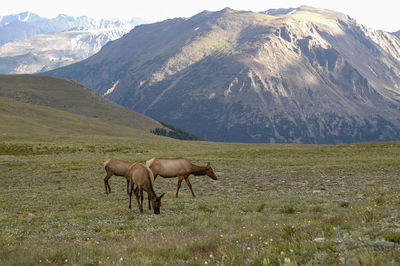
xmin=151 ymin=122 xmax=201 ymax=140
xmin=1 ymin=135 xmax=399 ymax=265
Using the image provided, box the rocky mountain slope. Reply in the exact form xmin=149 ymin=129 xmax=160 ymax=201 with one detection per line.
xmin=0 ymin=12 xmax=145 ymax=73
xmin=47 ymin=6 xmax=400 ymax=144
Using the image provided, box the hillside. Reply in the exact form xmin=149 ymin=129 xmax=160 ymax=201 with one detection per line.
xmin=0 ymin=74 xmax=169 ymax=136
xmin=47 ymin=6 xmax=400 ymax=144
xmin=0 ymin=97 xmax=157 ymax=138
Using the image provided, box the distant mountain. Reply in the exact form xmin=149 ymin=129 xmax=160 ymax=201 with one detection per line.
xmin=0 ymin=12 xmax=145 ymax=45
xmin=0 ymin=12 xmax=146 ymax=73
xmin=0 ymin=12 xmax=42 ymax=27
xmin=0 ymin=26 xmax=133 ymax=73
xmin=47 ymin=6 xmax=400 ymax=144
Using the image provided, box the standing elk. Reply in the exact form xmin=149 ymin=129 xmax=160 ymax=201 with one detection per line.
xmin=128 ymin=162 xmax=165 ymax=214
xmin=103 ymin=159 xmax=132 ymax=194
xmin=146 ymin=157 xmax=217 ymax=198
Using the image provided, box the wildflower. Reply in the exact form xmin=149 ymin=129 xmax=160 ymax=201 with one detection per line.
xmin=284 ymin=258 xmax=291 ymax=264
xmin=205 ymin=261 xmax=208 ymax=265
xmin=120 ymin=257 xmax=123 ymax=261
xmin=281 ymin=251 xmax=285 ymax=255
xmin=209 ymin=254 xmax=213 ymax=258
xmin=247 ymin=247 xmax=251 ymax=250
xmin=314 ymin=237 xmax=325 ymax=243
xmin=263 ymin=258 xmax=270 ymax=265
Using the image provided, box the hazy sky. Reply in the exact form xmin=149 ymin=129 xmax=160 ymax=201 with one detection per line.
xmin=1 ymin=0 xmax=399 ymax=32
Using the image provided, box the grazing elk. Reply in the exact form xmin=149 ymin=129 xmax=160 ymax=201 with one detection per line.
xmin=146 ymin=157 xmax=217 ymax=198
xmin=103 ymin=159 xmax=133 ymax=194
xmin=128 ymin=163 xmax=165 ymax=214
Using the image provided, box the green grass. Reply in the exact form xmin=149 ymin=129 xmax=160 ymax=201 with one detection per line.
xmin=1 ymin=135 xmax=399 ymax=265
xmin=0 ymin=74 xmax=163 ymax=132
xmin=0 ymin=97 xmax=160 ymax=138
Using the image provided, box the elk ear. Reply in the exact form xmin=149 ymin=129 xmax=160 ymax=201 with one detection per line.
xmin=206 ymin=162 xmax=211 ymax=168
xmin=159 ymin=193 xmax=165 ymax=199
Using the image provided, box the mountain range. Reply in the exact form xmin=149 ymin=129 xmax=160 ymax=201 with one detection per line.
xmin=41 ymin=6 xmax=400 ymax=143
xmin=0 ymin=12 xmax=146 ymax=73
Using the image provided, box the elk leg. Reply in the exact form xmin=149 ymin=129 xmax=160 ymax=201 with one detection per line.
xmin=139 ymin=189 xmax=144 ymax=213
xmin=129 ymin=182 xmax=136 ymax=209
xmin=135 ymin=187 xmax=141 ymax=213
xmin=148 ymin=195 xmax=151 ymax=210
xmin=104 ymin=174 xmax=112 ymax=194
xmin=129 ymin=185 xmax=132 ymax=209
xmin=176 ymin=176 xmax=184 ymax=198
xmin=184 ymin=177 xmax=196 ymax=198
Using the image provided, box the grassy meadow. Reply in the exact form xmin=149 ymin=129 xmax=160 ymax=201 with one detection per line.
xmin=1 ymin=134 xmax=400 ymax=265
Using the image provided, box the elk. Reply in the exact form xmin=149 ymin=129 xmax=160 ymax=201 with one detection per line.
xmin=128 ymin=162 xmax=165 ymax=214
xmin=103 ymin=159 xmax=132 ymax=194
xmin=146 ymin=157 xmax=217 ymax=198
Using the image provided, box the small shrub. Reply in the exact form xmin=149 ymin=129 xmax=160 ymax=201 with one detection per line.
xmin=383 ymin=233 xmax=400 ymax=245
xmin=256 ymin=203 xmax=266 ymax=212
xmin=310 ymin=205 xmax=323 ymax=213
xmin=362 ymin=208 xmax=375 ymax=222
xmin=281 ymin=225 xmax=297 ymax=240
xmin=198 ymin=203 xmax=214 ymax=213
xmin=281 ymin=205 xmax=296 ymax=214
xmin=374 ymin=195 xmax=385 ymax=205
xmin=339 ymin=201 xmax=350 ymax=208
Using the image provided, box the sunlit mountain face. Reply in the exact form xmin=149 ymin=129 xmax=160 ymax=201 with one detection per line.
xmin=47 ymin=7 xmax=400 ymax=144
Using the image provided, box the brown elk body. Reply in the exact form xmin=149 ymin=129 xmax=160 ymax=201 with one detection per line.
xmin=103 ymin=159 xmax=132 ymax=194
xmin=128 ymin=163 xmax=165 ymax=214
xmin=146 ymin=158 xmax=217 ymax=198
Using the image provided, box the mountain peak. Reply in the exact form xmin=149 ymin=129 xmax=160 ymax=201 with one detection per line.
xmin=263 ymin=7 xmax=297 ymax=16
xmin=0 ymin=11 xmax=41 ymax=26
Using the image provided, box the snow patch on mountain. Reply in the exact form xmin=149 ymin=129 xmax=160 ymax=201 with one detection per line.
xmin=104 ymin=80 xmax=120 ymax=96
xmin=0 ymin=11 xmax=145 ymax=73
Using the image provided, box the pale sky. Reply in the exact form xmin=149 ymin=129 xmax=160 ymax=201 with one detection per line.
xmin=1 ymin=0 xmax=399 ymax=32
